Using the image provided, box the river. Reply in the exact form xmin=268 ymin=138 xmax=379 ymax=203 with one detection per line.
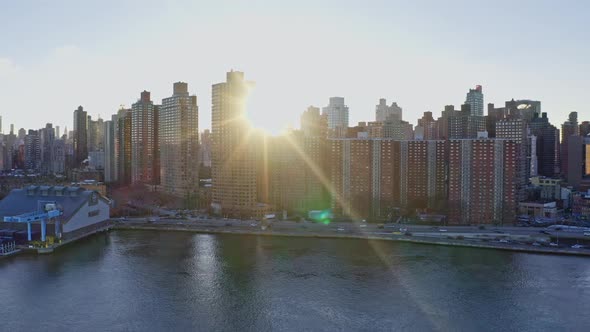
xmin=1 ymin=230 xmax=589 ymax=331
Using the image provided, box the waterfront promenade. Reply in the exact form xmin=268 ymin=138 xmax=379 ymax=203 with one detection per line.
xmin=115 ymin=218 xmax=590 ymax=257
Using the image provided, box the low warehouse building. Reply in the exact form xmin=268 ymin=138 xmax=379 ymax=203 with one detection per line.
xmin=0 ymin=185 xmax=111 ymax=242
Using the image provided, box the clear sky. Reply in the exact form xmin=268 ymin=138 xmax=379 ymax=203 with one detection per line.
xmin=1 ymin=0 xmax=588 ymax=135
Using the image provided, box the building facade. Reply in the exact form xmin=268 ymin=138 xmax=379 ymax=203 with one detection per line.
xmin=448 ymin=139 xmax=517 ymax=225
xmin=375 ymin=98 xmax=402 ymax=122
xmin=116 ymin=108 xmax=132 ymax=185
xmin=131 ymin=90 xmax=160 ymax=184
xmin=329 ymin=139 xmax=446 ymax=220
xmin=322 ymin=97 xmax=349 ymax=130
xmin=73 ymin=106 xmax=88 ymax=168
xmin=211 ymin=71 xmax=258 ymax=217
xmin=465 ymin=85 xmax=484 ymax=116
xmin=159 ymin=82 xmax=199 ymax=198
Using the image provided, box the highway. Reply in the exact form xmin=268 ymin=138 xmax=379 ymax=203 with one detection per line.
xmin=116 ymin=217 xmax=590 ymax=248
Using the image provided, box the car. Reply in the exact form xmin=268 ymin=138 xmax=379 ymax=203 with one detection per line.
xmin=337 ymin=228 xmax=345 ymax=231
xmin=584 ymin=232 xmax=590 ymax=237
xmin=532 ymin=242 xmax=541 ymax=246
xmin=250 ymin=223 xmax=257 ymax=227
xmin=549 ymin=242 xmax=559 ymax=247
xmin=359 ymin=224 xmax=367 ymax=228
xmin=439 ymin=229 xmax=447 ymax=232
xmin=499 ymin=239 xmax=509 ymax=243
xmin=571 ymin=244 xmax=584 ymax=249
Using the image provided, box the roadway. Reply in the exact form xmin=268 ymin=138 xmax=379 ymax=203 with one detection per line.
xmin=116 ymin=217 xmax=590 ymax=246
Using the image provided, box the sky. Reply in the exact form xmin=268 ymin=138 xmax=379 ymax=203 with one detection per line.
xmin=1 ymin=0 xmax=589 ymax=135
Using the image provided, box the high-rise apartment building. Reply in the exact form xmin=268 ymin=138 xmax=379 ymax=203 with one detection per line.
xmin=211 ymin=71 xmax=258 ymax=217
xmin=329 ymin=139 xmax=446 ymax=220
xmin=301 ymin=106 xmax=322 ymax=137
xmin=496 ymin=118 xmax=530 ymax=202
xmin=447 ymin=104 xmax=486 ymax=139
xmin=87 ymin=115 xmax=104 ymax=152
xmin=566 ymin=135 xmax=584 ymax=188
xmin=375 ymin=98 xmax=402 ymax=122
xmin=417 ymin=111 xmax=438 ymax=140
xmin=580 ymin=121 xmax=590 ymax=137
xmin=52 ymin=138 xmax=66 ymax=175
xmin=322 ymin=97 xmax=349 ymax=130
xmin=116 ymin=108 xmax=132 ymax=185
xmin=159 ymin=82 xmax=199 ymax=198
xmin=18 ymin=128 xmax=26 ymax=140
xmin=103 ymin=118 xmax=117 ymax=183
xmin=266 ymin=133 xmax=307 ymax=213
xmin=530 ymin=113 xmax=560 ymax=177
xmin=73 ymin=106 xmax=88 ymax=167
xmin=505 ymin=99 xmax=541 ymax=122
xmin=131 ymin=90 xmax=160 ymax=184
xmin=561 ymin=112 xmax=579 ymax=178
xmin=40 ymin=123 xmax=55 ymax=174
xmin=199 ymin=129 xmax=212 ymax=168
xmin=24 ymin=130 xmax=41 ymax=171
xmin=448 ymin=139 xmax=517 ymax=225
xmin=465 ymin=85 xmax=484 ymax=116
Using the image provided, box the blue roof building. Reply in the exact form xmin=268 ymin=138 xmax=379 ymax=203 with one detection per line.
xmin=0 ymin=186 xmax=110 ymax=237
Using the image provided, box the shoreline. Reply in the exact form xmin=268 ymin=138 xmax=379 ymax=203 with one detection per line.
xmin=114 ymin=223 xmax=590 ymax=257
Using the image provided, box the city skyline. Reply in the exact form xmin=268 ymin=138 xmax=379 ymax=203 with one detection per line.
xmin=1 ymin=1 xmax=590 ymax=134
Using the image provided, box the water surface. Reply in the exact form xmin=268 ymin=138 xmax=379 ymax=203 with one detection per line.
xmin=1 ymin=230 xmax=589 ymax=331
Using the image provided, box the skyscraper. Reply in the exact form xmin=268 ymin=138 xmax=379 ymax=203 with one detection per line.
xmin=116 ymin=108 xmax=132 ymax=185
xmin=561 ymin=111 xmax=579 ymax=178
xmin=530 ymin=113 xmax=560 ymax=177
xmin=199 ymin=129 xmax=212 ymax=168
xmin=496 ymin=118 xmax=530 ymax=202
xmin=447 ymin=104 xmax=486 ymax=139
xmin=103 ymin=117 xmax=117 ymax=183
xmin=159 ymin=82 xmax=199 ymax=199
xmin=465 ymin=85 xmax=484 ymax=116
xmin=131 ymin=90 xmax=160 ymax=185
xmin=24 ymin=130 xmax=41 ymax=171
xmin=505 ymin=99 xmax=541 ymax=122
xmin=300 ymin=106 xmax=322 ymax=137
xmin=40 ymin=123 xmax=55 ymax=174
xmin=87 ymin=115 xmax=104 ymax=152
xmin=375 ymin=98 xmax=402 ymax=122
xmin=52 ymin=138 xmax=66 ymax=174
xmin=566 ymin=135 xmax=584 ymax=188
xmin=73 ymin=106 xmax=88 ymax=167
xmin=322 ymin=97 xmax=349 ymax=130
xmin=211 ymin=71 xmax=258 ymax=217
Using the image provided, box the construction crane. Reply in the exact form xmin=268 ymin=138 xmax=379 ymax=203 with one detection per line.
xmin=3 ymin=201 xmax=63 ymax=242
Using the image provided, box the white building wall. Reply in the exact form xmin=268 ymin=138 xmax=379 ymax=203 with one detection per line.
xmin=63 ymin=198 xmax=110 ymax=233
